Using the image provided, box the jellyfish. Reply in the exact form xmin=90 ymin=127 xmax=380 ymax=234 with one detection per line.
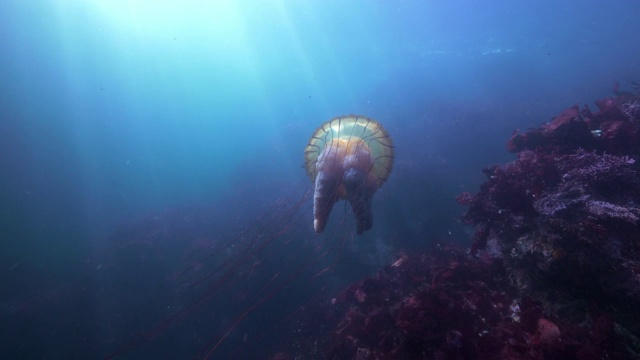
xmin=304 ymin=115 xmax=394 ymax=234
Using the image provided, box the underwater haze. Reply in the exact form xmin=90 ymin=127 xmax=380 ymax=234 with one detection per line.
xmin=1 ymin=0 xmax=639 ymax=359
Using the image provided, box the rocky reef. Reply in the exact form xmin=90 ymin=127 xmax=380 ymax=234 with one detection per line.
xmin=275 ymin=86 xmax=640 ymax=359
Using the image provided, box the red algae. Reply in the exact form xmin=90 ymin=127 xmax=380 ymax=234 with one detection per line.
xmin=457 ymin=85 xmax=640 ymax=359
xmin=276 ymin=246 xmax=631 ymax=359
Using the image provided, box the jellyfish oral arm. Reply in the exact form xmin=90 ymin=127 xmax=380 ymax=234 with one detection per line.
xmin=313 ymin=171 xmax=341 ymax=233
xmin=342 ymin=147 xmax=376 ymax=234
xmin=343 ymin=167 xmax=375 ymax=235
xmin=313 ymin=142 xmax=346 ymax=233
xmin=313 ymin=139 xmax=378 ymax=234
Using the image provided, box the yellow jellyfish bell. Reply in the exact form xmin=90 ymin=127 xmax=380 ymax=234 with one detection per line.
xmin=304 ymin=115 xmax=394 ymax=234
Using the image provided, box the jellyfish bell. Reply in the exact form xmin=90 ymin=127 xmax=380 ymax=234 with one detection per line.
xmin=304 ymin=115 xmax=394 ymax=234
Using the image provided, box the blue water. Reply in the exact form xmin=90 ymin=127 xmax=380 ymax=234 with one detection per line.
xmin=1 ymin=1 xmax=639 ymax=358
